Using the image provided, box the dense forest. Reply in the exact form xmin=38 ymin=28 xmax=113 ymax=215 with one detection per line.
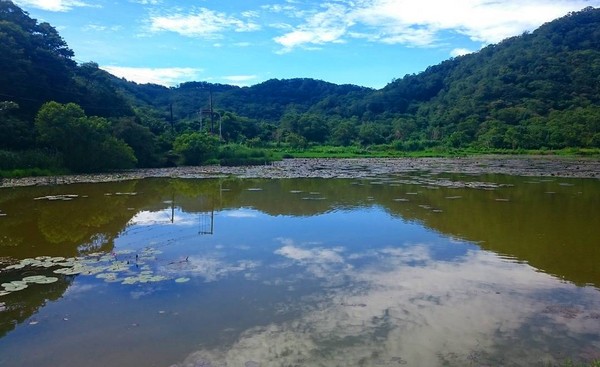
xmin=1 ymin=0 xmax=599 ymax=175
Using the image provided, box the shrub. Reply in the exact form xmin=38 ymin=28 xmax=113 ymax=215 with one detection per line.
xmin=0 ymin=149 xmax=63 ymax=171
xmin=173 ymin=132 xmax=219 ymax=165
xmin=218 ymin=144 xmax=275 ymax=166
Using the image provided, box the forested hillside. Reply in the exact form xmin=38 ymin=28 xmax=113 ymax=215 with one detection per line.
xmin=368 ymin=7 xmax=600 ymax=149
xmin=1 ymin=0 xmax=599 ymax=175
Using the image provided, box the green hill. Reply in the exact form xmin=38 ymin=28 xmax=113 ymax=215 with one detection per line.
xmin=1 ymin=0 xmax=599 ymax=174
xmin=367 ymin=7 xmax=600 ymax=149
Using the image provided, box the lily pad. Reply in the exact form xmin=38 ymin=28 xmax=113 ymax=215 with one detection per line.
xmin=121 ymin=277 xmax=138 ymax=285
xmin=4 ymin=263 xmax=25 ymax=270
xmin=22 ymin=275 xmax=47 ymax=282
xmin=54 ymin=267 xmax=84 ymax=275
xmin=97 ymin=273 xmax=120 ymax=282
xmin=32 ymin=276 xmax=59 ymax=284
xmin=2 ymin=282 xmax=28 ymax=292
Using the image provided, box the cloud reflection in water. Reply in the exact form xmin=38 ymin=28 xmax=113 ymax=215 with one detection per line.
xmin=174 ymin=239 xmax=600 ymax=367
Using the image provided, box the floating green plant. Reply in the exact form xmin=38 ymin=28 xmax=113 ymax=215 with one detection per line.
xmin=0 ymin=247 xmax=192 ymax=296
xmin=2 ymin=281 xmax=28 ymax=292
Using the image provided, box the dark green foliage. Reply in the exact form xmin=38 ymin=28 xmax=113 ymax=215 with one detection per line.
xmin=113 ymin=117 xmax=161 ymax=167
xmin=0 ymin=149 xmax=62 ymax=171
xmin=217 ymin=78 xmax=371 ymax=123
xmin=1 ymin=1 xmax=600 ymax=175
xmin=330 ymin=118 xmax=357 ymax=146
xmin=73 ymin=62 xmax=135 ymax=118
xmin=0 ymin=101 xmax=34 ymax=149
xmin=366 ymin=7 xmax=600 ymax=149
xmin=35 ymin=102 xmax=137 ymax=172
xmin=217 ymin=143 xmax=275 ymax=166
xmin=173 ymin=132 xmax=219 ymax=165
xmin=0 ymin=0 xmax=76 ymax=120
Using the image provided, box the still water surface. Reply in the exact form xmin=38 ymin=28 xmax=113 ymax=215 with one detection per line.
xmin=0 ymin=173 xmax=599 ymax=366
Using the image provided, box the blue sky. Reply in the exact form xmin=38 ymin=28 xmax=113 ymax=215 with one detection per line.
xmin=13 ymin=0 xmax=600 ymax=89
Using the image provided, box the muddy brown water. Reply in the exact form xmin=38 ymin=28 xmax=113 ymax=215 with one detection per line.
xmin=0 ymin=172 xmax=599 ymax=366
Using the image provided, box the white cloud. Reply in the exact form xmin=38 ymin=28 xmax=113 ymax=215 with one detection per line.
xmin=83 ymin=24 xmax=122 ymax=32
xmin=273 ymin=3 xmax=352 ymax=52
xmin=220 ymin=75 xmax=258 ymax=86
xmin=101 ymin=66 xmax=203 ymax=87
xmin=241 ymin=10 xmax=259 ymax=18
xmin=149 ymin=8 xmax=260 ymax=38
xmin=13 ymin=0 xmax=91 ymax=12
xmin=273 ymin=0 xmax=599 ymax=51
xmin=130 ymin=0 xmax=161 ymax=4
xmin=450 ymin=47 xmax=474 ymax=57
xmin=261 ymin=3 xmax=303 ymax=17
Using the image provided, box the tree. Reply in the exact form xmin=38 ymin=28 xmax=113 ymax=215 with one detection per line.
xmin=330 ymin=118 xmax=357 ymax=146
xmin=35 ymin=102 xmax=136 ymax=172
xmin=0 ymin=1 xmax=75 ymax=119
xmin=358 ymin=123 xmax=387 ymax=145
xmin=0 ymin=101 xmax=34 ymax=150
xmin=113 ymin=117 xmax=161 ymax=167
xmin=173 ymin=132 xmax=219 ymax=165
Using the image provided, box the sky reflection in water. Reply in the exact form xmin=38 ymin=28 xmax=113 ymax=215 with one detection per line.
xmin=0 ymin=176 xmax=599 ymax=367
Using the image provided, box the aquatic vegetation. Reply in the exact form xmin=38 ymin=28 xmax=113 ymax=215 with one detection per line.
xmin=33 ymin=194 xmax=79 ymax=201
xmin=0 ymin=247 xmax=184 ymax=296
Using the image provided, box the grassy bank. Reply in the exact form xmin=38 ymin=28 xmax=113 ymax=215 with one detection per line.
xmin=1 ymin=144 xmax=598 ymax=179
xmin=274 ymin=144 xmax=600 ymax=159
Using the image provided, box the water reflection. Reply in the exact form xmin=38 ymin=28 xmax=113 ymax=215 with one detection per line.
xmin=0 ymin=175 xmax=599 ymax=366
xmin=178 ymin=241 xmax=600 ymax=366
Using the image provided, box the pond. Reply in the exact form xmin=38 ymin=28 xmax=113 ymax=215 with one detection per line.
xmin=0 ymin=173 xmax=599 ymax=366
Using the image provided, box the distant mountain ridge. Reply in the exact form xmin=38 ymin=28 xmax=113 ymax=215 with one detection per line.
xmin=111 ymin=6 xmax=600 ymax=149
xmin=1 ymin=1 xmax=599 ymax=174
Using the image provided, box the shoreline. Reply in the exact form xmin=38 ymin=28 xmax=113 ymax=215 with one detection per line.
xmin=1 ymin=156 xmax=599 ymax=188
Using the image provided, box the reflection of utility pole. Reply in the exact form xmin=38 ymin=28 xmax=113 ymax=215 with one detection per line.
xmin=198 ymin=195 xmax=215 ymax=235
xmin=171 ymin=193 xmax=175 ymax=223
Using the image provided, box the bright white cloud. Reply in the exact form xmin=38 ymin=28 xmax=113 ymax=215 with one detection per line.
xmin=101 ymin=66 xmax=203 ymax=87
xmin=241 ymin=10 xmax=259 ymax=18
xmin=149 ymin=8 xmax=260 ymax=38
xmin=83 ymin=24 xmax=122 ymax=32
xmin=274 ymin=3 xmax=352 ymax=52
xmin=130 ymin=0 xmax=161 ymax=4
xmin=221 ymin=74 xmax=258 ymax=84
xmin=273 ymin=0 xmax=599 ymax=51
xmin=450 ymin=47 xmax=474 ymax=57
xmin=13 ymin=0 xmax=91 ymax=12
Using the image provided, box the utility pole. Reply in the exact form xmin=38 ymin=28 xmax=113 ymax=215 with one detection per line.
xmin=209 ymin=88 xmax=214 ymax=134
xmin=199 ymin=86 xmax=217 ymax=135
xmin=198 ymin=84 xmax=223 ymax=139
